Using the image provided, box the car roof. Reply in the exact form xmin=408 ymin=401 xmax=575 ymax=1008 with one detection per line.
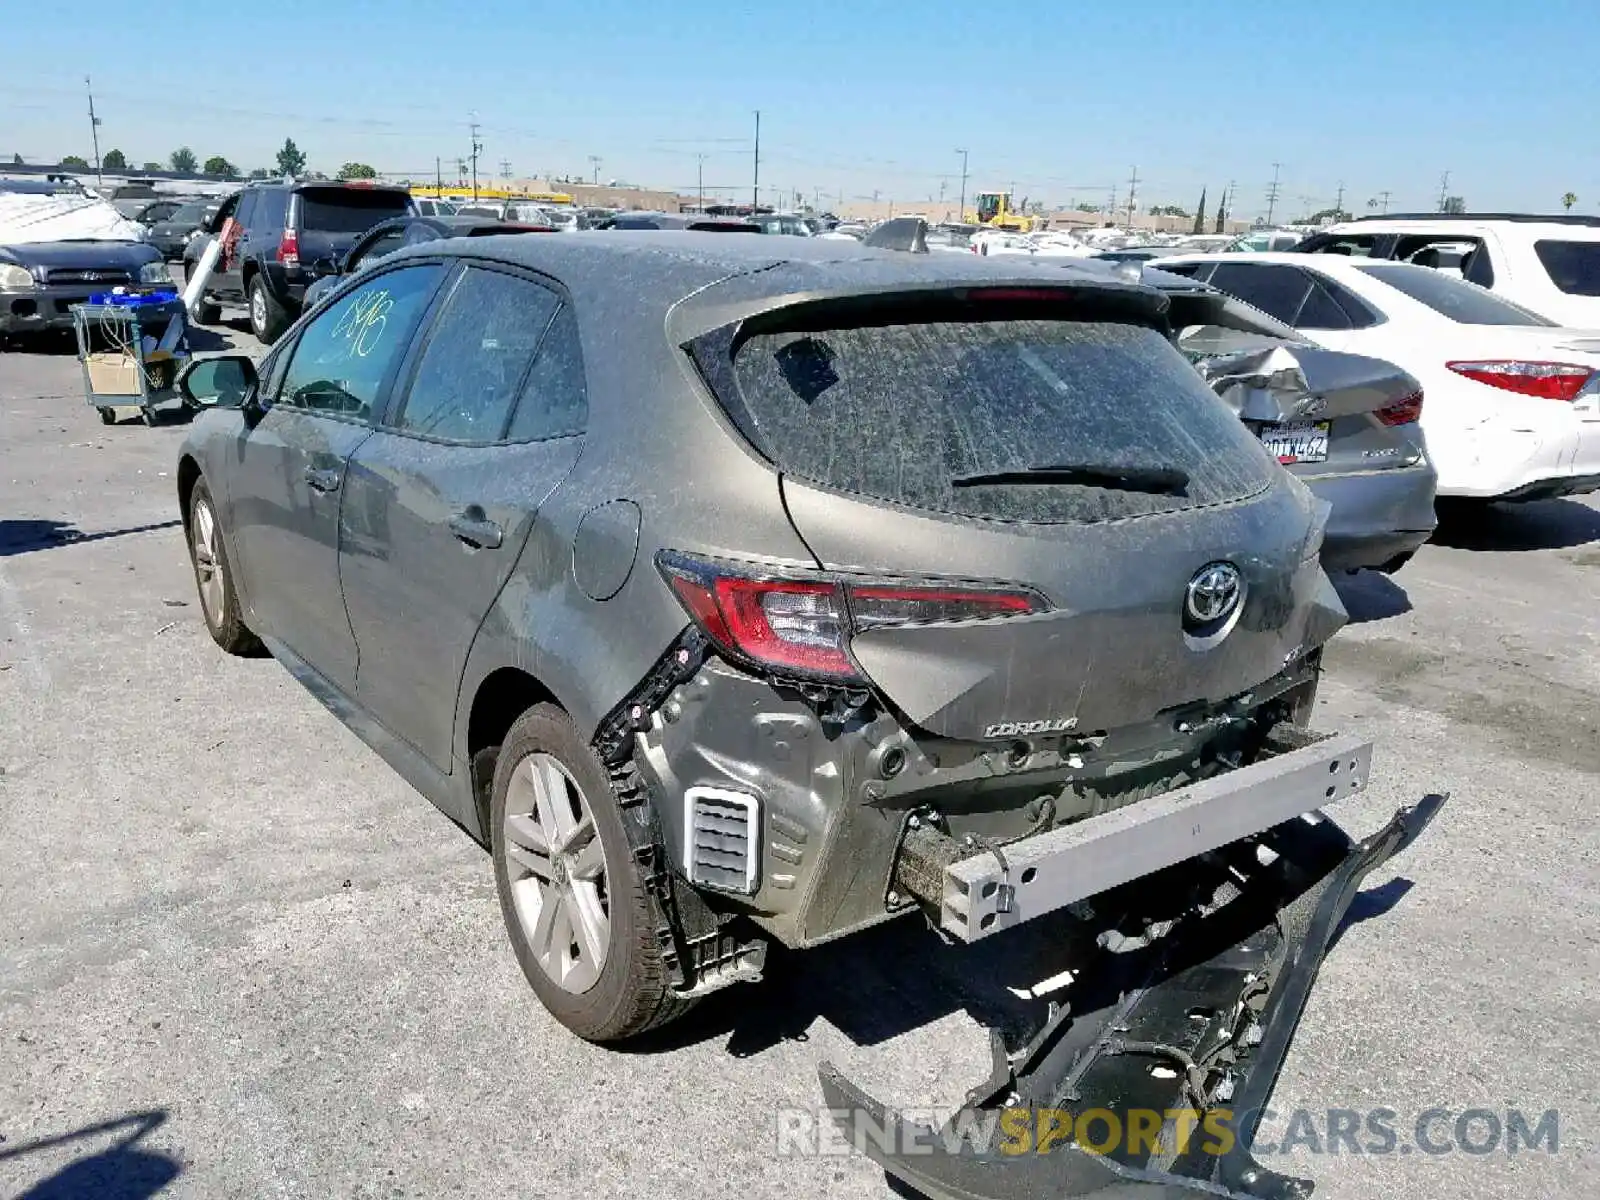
xmin=389 ymin=230 xmax=1165 ymax=343
xmin=1327 ymin=215 xmax=1600 ymax=238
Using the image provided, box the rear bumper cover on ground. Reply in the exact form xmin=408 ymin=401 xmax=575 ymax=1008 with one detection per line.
xmin=819 ymin=792 xmax=1447 ymax=1200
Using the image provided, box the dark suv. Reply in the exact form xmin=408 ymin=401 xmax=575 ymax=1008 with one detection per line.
xmin=185 ymin=180 xmax=414 ymax=343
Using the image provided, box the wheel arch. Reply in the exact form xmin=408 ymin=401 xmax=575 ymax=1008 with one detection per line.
xmin=463 ymin=667 xmax=564 ymax=842
xmin=176 ymin=454 xmax=202 ymax=533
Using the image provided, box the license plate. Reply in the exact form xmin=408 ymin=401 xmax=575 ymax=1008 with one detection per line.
xmin=1260 ymin=420 xmax=1329 ymax=464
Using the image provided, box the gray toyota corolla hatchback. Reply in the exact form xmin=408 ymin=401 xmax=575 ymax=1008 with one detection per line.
xmin=175 ymin=233 xmax=1354 ymax=1044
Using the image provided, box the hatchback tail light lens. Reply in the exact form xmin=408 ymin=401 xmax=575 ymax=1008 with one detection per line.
xmin=1375 ymin=389 xmax=1424 ymax=426
xmin=1447 ymin=360 xmax=1593 ymax=401
xmin=276 ymin=227 xmax=300 ymax=268
xmin=657 ymin=551 xmax=1043 ymax=681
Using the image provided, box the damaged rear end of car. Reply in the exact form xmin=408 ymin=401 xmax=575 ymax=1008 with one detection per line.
xmin=586 ymin=257 xmax=1443 ymax=1196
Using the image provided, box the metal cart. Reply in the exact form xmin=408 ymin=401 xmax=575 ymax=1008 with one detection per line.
xmin=70 ymin=294 xmax=192 ymax=427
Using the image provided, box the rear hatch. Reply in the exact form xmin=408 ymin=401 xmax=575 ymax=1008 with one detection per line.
xmin=291 ymin=185 xmax=413 ymax=263
xmin=696 ymin=288 xmax=1339 ymax=739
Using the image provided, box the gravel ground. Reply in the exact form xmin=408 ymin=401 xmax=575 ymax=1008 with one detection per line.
xmin=1 ymin=330 xmax=1596 ymax=1199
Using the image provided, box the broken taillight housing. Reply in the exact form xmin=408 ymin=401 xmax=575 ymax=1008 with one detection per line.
xmin=1374 ymin=389 xmax=1424 ymax=426
xmin=1447 ymin=360 xmax=1594 ymax=401
xmin=656 ymin=551 xmax=1044 ymax=681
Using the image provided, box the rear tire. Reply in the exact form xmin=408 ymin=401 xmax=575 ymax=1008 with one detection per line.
xmin=192 ymin=297 xmax=221 ymax=325
xmin=187 ymin=479 xmax=262 ymax=656
xmin=490 ymin=704 xmax=694 ymax=1042
xmin=248 ymin=275 xmax=290 ymax=345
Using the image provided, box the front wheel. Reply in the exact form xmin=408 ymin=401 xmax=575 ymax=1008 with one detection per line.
xmin=247 ymin=276 xmax=290 ymax=345
xmin=490 ymin=704 xmax=694 ymax=1042
xmin=187 ymin=479 xmax=262 ymax=655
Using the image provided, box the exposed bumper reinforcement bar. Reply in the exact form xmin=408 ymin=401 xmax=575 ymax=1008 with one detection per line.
xmin=923 ymin=731 xmax=1374 ymax=944
xmin=820 ymin=792 xmax=1447 ymax=1200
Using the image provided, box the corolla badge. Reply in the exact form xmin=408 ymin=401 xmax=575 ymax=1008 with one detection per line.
xmin=984 ymin=717 xmax=1079 ymax=739
xmin=1184 ymin=562 xmax=1243 ymax=625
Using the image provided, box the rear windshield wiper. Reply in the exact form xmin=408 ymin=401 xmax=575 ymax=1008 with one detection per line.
xmin=950 ymin=462 xmax=1189 ymax=494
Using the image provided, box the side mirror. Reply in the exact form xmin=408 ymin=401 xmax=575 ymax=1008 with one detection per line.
xmin=179 ymin=355 xmax=258 ymax=410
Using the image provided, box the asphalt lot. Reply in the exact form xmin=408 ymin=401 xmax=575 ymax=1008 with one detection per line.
xmin=1 ymin=326 xmax=1597 ymax=1200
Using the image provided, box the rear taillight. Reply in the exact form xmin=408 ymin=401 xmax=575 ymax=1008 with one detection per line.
xmin=1447 ymin=360 xmax=1593 ymax=401
xmin=1375 ymin=389 xmax=1424 ymax=426
xmin=657 ymin=551 xmax=1043 ymax=681
xmin=277 ymin=228 xmax=299 ymax=267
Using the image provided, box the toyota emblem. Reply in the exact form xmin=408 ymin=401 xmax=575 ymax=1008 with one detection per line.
xmin=1184 ymin=562 xmax=1243 ymax=625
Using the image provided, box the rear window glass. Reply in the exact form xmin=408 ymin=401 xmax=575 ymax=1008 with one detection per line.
xmin=728 ymin=318 xmax=1276 ymax=524
xmin=1354 ymin=263 xmax=1553 ymax=325
xmin=1534 ymin=240 xmax=1600 ymax=297
xmin=296 ymin=187 xmax=412 ymax=232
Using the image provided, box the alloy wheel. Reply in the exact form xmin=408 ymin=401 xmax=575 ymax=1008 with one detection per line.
xmin=192 ymin=498 xmax=225 ymax=625
xmin=502 ymin=752 xmax=612 ymax=994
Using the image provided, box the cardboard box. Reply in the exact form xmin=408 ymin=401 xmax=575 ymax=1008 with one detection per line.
xmin=85 ymin=351 xmax=142 ymax=398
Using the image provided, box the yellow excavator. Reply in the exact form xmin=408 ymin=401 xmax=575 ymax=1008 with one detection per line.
xmin=965 ymin=190 xmax=1034 ymax=231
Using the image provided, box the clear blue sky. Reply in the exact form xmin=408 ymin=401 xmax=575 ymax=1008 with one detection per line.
xmin=5 ymin=0 xmax=1596 ymax=217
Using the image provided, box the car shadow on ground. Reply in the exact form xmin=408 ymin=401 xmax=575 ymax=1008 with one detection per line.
xmin=0 ymin=518 xmax=182 ymax=558
xmin=0 ymin=1109 xmax=179 ymax=1200
xmin=0 ymin=331 xmax=79 ymax=356
xmin=1432 ymin=497 xmax=1600 ymax=551
xmin=1332 ymin=569 xmax=1413 ymax=625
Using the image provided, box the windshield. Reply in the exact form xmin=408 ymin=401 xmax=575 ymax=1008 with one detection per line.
xmin=169 ymin=203 xmax=206 ymax=223
xmin=295 ymin=187 xmax=412 ymax=233
xmin=976 ymin=195 xmax=1001 ymax=220
xmin=1534 ymin=240 xmax=1600 ymax=297
xmin=1355 ymin=263 xmax=1555 ymax=325
xmin=727 ymin=316 xmax=1274 ymax=524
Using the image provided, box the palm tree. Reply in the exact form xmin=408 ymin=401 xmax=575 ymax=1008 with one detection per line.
xmin=1561 ymin=192 xmax=1578 ymax=212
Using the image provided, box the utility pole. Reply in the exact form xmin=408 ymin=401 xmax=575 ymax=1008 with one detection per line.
xmin=84 ymin=76 xmax=103 ymax=189
xmin=1436 ymin=171 xmax=1451 ymax=212
xmin=499 ymin=158 xmax=512 ymax=183
xmin=1125 ymin=165 xmax=1139 ymax=228
xmin=1334 ymin=180 xmax=1345 ymax=217
xmin=696 ymin=154 xmax=706 ymax=211
xmin=588 ymin=155 xmax=602 ymax=185
xmin=1379 ymin=189 xmax=1392 ymax=214
xmin=955 ymin=148 xmax=969 ymax=223
xmin=435 ymin=156 xmax=442 ymax=195
xmin=1265 ymin=162 xmax=1282 ymax=226
xmin=752 ymin=110 xmax=761 ymax=212
xmin=468 ymin=115 xmax=483 ymax=201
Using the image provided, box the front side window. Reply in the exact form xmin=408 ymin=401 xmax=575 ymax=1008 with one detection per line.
xmin=395 ymin=267 xmax=561 ymax=442
xmin=278 ymin=265 xmax=445 ymax=420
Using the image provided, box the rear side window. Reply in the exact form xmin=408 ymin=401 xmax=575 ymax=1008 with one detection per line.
xmin=255 ymin=188 xmax=288 ymax=230
xmin=507 ymin=303 xmax=588 ymax=441
xmin=1354 ymin=264 xmax=1554 ymax=325
xmin=1304 ymin=234 xmax=1382 ymax=257
xmin=1534 ymin=240 xmax=1600 ymax=296
xmin=727 ymin=318 xmax=1276 ymax=524
xmin=1205 ymin=263 xmax=1313 ymax=326
xmin=296 ymin=187 xmax=412 ymax=232
xmin=397 ymin=267 xmax=561 ymax=442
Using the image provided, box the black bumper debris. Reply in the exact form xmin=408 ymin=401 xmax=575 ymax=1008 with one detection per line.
xmin=818 ymin=793 xmax=1447 ymax=1199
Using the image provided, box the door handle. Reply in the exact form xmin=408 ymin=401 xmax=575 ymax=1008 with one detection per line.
xmin=304 ymin=466 xmax=342 ymax=493
xmin=449 ymin=508 xmax=503 ymax=550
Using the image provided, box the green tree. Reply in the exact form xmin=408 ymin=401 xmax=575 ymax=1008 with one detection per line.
xmin=102 ymin=148 xmax=127 ymax=170
xmin=60 ymin=155 xmax=90 ymax=168
xmin=1562 ymin=192 xmax=1578 ymax=212
xmin=248 ymin=167 xmax=274 ymax=181
xmin=203 ymin=156 xmax=237 ymax=178
xmin=1148 ymin=204 xmax=1189 ymax=218
xmin=275 ymin=138 xmax=307 ymax=178
xmin=1440 ymin=195 xmax=1466 ymax=214
xmin=170 ymin=147 xmax=198 ymax=173
xmin=1192 ymin=188 xmax=1207 ymax=235
xmin=336 ymin=162 xmax=378 ymax=180
xmin=11 ymin=153 xmax=22 ymax=165
xmin=1075 ymin=201 xmax=1100 ymax=213
xmin=1306 ymin=207 xmax=1351 ymax=224
xmin=142 ymin=161 xmax=163 ymax=172
xmin=1214 ymin=194 xmax=1227 ymax=234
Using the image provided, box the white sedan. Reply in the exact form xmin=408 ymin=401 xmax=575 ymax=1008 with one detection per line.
xmin=1151 ymin=251 xmax=1600 ymax=500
